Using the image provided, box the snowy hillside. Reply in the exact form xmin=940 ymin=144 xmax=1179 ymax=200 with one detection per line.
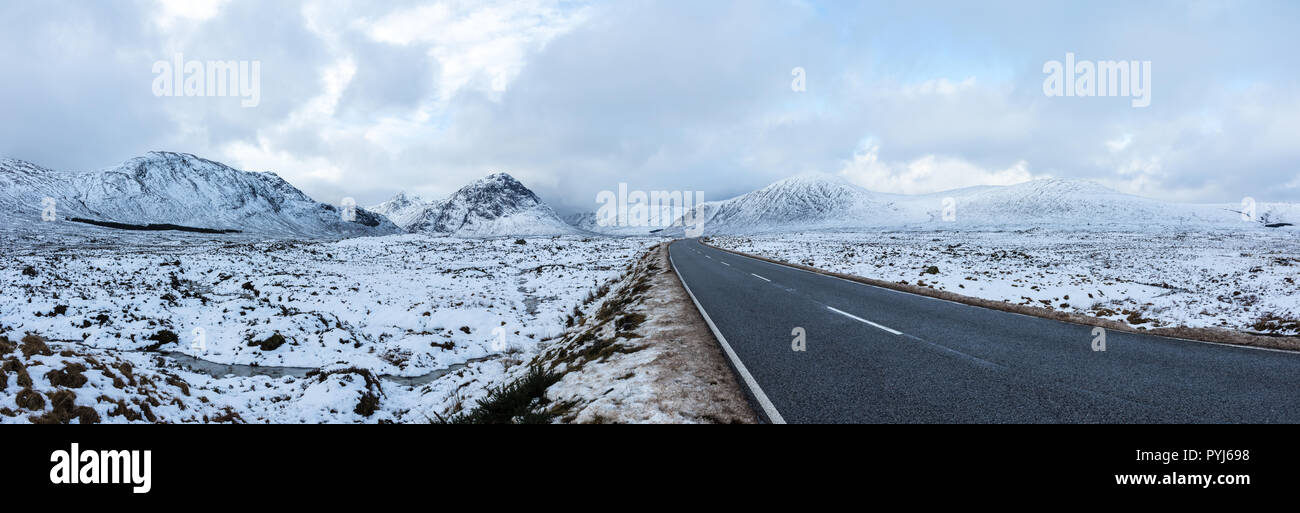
xmin=664 ymin=173 xmax=908 ymax=235
xmin=0 ymin=152 xmax=401 ymax=238
xmin=367 ymin=191 xmax=428 ymax=230
xmin=563 ymin=204 xmax=688 ymax=236
xmin=901 ymin=179 xmax=1250 ymax=227
xmin=667 ymin=174 xmax=1294 ymax=234
xmin=370 ymin=173 xmax=579 ymax=237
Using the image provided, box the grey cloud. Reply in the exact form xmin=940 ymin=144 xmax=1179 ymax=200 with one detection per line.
xmin=2 ymin=0 xmax=1298 ymax=210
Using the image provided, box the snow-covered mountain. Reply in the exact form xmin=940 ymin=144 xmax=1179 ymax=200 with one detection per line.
xmin=666 ymin=174 xmax=1294 ymax=235
xmin=369 ymin=173 xmax=579 ymax=237
xmin=699 ymin=173 xmax=909 ymax=232
xmin=367 ymin=191 xmax=427 ymax=230
xmin=0 ymin=152 xmax=401 ymax=237
xmin=662 ymin=173 xmax=908 ymax=235
xmin=899 ymin=178 xmax=1243 ymax=227
xmin=563 ymin=204 xmax=690 ymax=236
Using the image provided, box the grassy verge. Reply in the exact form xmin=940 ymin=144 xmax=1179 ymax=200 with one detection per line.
xmin=437 ymin=365 xmax=569 ymax=424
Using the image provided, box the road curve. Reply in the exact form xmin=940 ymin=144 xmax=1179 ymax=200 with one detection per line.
xmin=668 ymin=238 xmax=1300 ymax=423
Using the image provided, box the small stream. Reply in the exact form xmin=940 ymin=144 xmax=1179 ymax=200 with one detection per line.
xmin=158 ymin=351 xmax=496 ymax=386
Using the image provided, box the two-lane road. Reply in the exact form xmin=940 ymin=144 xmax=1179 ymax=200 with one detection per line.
xmin=668 ymin=238 xmax=1300 ymax=423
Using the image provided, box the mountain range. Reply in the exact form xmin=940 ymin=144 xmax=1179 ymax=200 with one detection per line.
xmin=0 ymin=152 xmax=399 ymax=238
xmin=2 ymin=152 xmax=1294 ymax=239
xmin=649 ymin=173 xmax=1299 ymax=235
xmin=369 ymin=173 xmax=577 ymax=237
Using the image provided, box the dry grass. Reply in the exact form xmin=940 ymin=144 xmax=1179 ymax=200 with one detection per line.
xmin=529 ymin=243 xmax=757 ymax=423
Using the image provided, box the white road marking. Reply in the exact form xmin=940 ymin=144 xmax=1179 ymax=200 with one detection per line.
xmin=826 ymin=306 xmax=903 ymax=335
xmin=720 ymin=261 xmax=730 ymax=266
xmin=669 ymin=249 xmax=787 ymax=424
xmin=750 ymin=273 xmax=771 ymax=282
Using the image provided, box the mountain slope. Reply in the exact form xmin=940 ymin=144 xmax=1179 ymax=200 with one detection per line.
xmin=666 ymin=173 xmax=908 ymax=235
xmin=367 ymin=191 xmax=428 ymax=230
xmin=563 ymin=203 xmax=688 ymax=235
xmin=0 ymin=152 xmax=401 ymax=237
xmin=903 ymin=179 xmax=1254 ymax=227
xmin=666 ymin=174 xmax=1293 ymax=235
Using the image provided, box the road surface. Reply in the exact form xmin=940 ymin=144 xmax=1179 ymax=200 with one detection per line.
xmin=668 ymin=238 xmax=1300 ymax=423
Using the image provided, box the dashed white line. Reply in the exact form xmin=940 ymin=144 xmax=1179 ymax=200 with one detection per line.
xmin=750 ymin=273 xmax=771 ymax=282
xmin=826 ymin=306 xmax=903 ymax=335
xmin=720 ymin=261 xmax=730 ymax=266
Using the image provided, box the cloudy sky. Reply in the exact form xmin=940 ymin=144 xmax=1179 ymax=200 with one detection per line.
xmin=2 ymin=0 xmax=1298 ymax=213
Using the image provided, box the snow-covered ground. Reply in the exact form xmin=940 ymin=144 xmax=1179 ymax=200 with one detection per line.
xmin=528 ymin=243 xmax=754 ymax=423
xmin=1 ymin=232 xmax=662 ymax=423
xmin=711 ymin=228 xmax=1300 ymax=336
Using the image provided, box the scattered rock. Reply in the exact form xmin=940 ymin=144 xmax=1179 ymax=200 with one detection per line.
xmin=142 ymin=330 xmax=179 ymax=351
xmin=248 ymin=333 xmax=287 ymax=351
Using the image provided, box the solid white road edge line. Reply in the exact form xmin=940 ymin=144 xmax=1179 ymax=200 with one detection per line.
xmin=826 ymin=306 xmax=904 ymax=336
xmin=670 ymin=245 xmax=787 ymax=424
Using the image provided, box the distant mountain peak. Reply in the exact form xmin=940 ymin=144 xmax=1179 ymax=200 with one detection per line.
xmin=1013 ymin=177 xmax=1123 ymax=195
xmin=366 ymin=172 xmax=575 ymax=237
xmin=772 ymin=171 xmax=853 ymax=186
xmin=455 ymin=172 xmax=536 ymax=198
xmin=389 ymin=190 xmax=419 ymax=202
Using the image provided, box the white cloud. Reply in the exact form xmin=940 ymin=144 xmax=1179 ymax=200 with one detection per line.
xmin=220 ymin=58 xmax=357 ymax=184
xmin=1105 ymin=133 xmax=1133 ymax=152
xmin=224 ymin=139 xmax=347 ymax=184
xmin=838 ymin=141 xmax=1040 ymax=194
xmin=359 ymin=0 xmax=590 ymax=109
xmin=900 ymin=77 xmax=976 ymax=97
xmin=154 ymin=0 xmax=230 ymax=28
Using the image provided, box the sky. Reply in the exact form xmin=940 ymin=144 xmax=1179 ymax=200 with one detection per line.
xmin=1 ymin=0 xmax=1298 ymax=214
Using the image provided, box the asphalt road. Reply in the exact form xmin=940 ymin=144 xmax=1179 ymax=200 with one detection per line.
xmin=668 ymin=238 xmax=1300 ymax=423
